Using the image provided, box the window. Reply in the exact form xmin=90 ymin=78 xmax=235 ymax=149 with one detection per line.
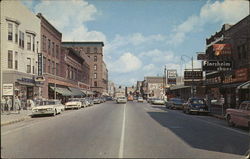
xmin=48 ymin=39 xmax=51 ymax=54
xmin=19 ymin=31 xmax=22 ymax=47
xmin=94 ymin=47 xmax=97 ymax=53
xmin=15 ymin=52 xmax=18 ymax=70
xmin=94 ymin=73 xmax=97 ymax=79
xmin=27 ymin=35 xmax=31 ymax=50
xmin=67 ymin=65 xmax=70 ymax=79
xmin=8 ymin=23 xmax=13 ymax=41
xmin=52 ymin=42 xmax=55 ymax=56
xmin=15 ymin=25 xmax=18 ymax=43
xmin=87 ymin=47 xmax=90 ymax=53
xmin=27 ymin=58 xmax=31 ymax=73
xmin=43 ymin=56 xmax=46 ymax=73
xmin=32 ymin=58 xmax=35 ymax=74
xmin=48 ymin=59 xmax=51 ymax=73
xmin=42 ymin=35 xmax=46 ymax=51
xmin=8 ymin=50 xmax=13 ymax=69
xmin=52 ymin=61 xmax=55 ymax=75
xmin=56 ymin=63 xmax=59 ymax=76
xmin=56 ymin=45 xmax=59 ymax=58
xmin=94 ymin=56 xmax=97 ymax=62
xmin=94 ymin=64 xmax=97 ymax=70
xmin=94 ymin=81 xmax=97 ymax=87
xmin=32 ymin=36 xmax=35 ymax=52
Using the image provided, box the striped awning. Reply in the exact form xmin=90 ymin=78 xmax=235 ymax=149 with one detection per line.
xmin=50 ymin=86 xmax=72 ymax=96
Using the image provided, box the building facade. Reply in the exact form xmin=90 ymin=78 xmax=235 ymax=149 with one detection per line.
xmin=1 ymin=1 xmax=41 ymax=107
xmin=61 ymin=42 xmax=108 ymax=97
xmin=108 ymin=81 xmax=115 ymax=97
xmin=143 ymin=76 xmax=165 ymax=99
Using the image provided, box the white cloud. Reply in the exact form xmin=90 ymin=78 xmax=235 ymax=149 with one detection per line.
xmin=30 ymin=0 xmax=106 ymax=42
xmin=168 ymin=0 xmax=249 ymax=45
xmin=109 ymin=52 xmax=142 ymax=73
xmin=143 ymin=64 xmax=156 ymax=71
xmin=139 ymin=49 xmax=179 ymax=63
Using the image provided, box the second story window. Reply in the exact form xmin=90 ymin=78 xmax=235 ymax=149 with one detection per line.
xmin=48 ymin=39 xmax=51 ymax=54
xmin=15 ymin=52 xmax=18 ymax=70
xmin=52 ymin=42 xmax=55 ymax=56
xmin=27 ymin=58 xmax=31 ymax=73
xmin=32 ymin=36 xmax=35 ymax=52
xmin=42 ymin=35 xmax=46 ymax=51
xmin=94 ymin=64 xmax=97 ymax=70
xmin=8 ymin=23 xmax=13 ymax=41
xmin=15 ymin=25 xmax=18 ymax=43
xmin=43 ymin=56 xmax=46 ymax=73
xmin=94 ymin=73 xmax=97 ymax=79
xmin=52 ymin=61 xmax=55 ymax=74
xmin=94 ymin=56 xmax=97 ymax=62
xmin=8 ymin=50 xmax=13 ymax=69
xmin=27 ymin=35 xmax=31 ymax=50
xmin=56 ymin=45 xmax=59 ymax=58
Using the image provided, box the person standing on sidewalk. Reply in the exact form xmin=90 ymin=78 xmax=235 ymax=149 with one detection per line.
xmin=14 ymin=96 xmax=21 ymax=114
xmin=1 ymin=97 xmax=7 ymax=113
xmin=6 ymin=97 xmax=12 ymax=115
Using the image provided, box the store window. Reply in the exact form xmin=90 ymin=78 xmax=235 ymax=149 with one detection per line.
xmin=27 ymin=35 xmax=31 ymax=50
xmin=8 ymin=23 xmax=13 ymax=41
xmin=27 ymin=58 xmax=31 ymax=73
xmin=8 ymin=50 xmax=13 ymax=69
xmin=15 ymin=52 xmax=18 ymax=70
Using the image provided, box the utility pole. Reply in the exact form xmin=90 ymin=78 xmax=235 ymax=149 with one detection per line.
xmin=191 ymin=56 xmax=194 ymax=97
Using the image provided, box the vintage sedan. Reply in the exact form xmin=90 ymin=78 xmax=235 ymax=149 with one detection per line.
xmin=226 ymin=101 xmax=250 ymax=128
xmin=166 ymin=98 xmax=185 ymax=109
xmin=183 ymin=98 xmax=209 ymax=115
xmin=65 ymin=100 xmax=81 ymax=110
xmin=31 ymin=100 xmax=64 ymax=117
xmin=137 ymin=97 xmax=144 ymax=102
xmin=116 ymin=96 xmax=127 ymax=104
xmin=151 ymin=98 xmax=165 ymax=105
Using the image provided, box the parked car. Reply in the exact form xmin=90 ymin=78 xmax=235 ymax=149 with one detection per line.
xmin=166 ymin=98 xmax=185 ymax=109
xmin=106 ymin=96 xmax=113 ymax=101
xmin=93 ymin=98 xmax=101 ymax=104
xmin=65 ymin=100 xmax=81 ymax=110
xmin=226 ymin=101 xmax=250 ymax=128
xmin=116 ymin=96 xmax=127 ymax=104
xmin=183 ymin=97 xmax=209 ymax=115
xmin=151 ymin=98 xmax=165 ymax=105
xmin=137 ymin=97 xmax=144 ymax=102
xmin=31 ymin=100 xmax=64 ymax=117
xmin=147 ymin=98 xmax=157 ymax=104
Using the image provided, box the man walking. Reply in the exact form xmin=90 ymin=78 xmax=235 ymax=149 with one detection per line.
xmin=14 ymin=96 xmax=21 ymax=114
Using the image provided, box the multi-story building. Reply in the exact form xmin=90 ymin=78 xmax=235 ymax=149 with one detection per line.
xmin=1 ymin=1 xmax=41 ymax=105
xmin=143 ymin=76 xmax=165 ymax=99
xmin=61 ymin=42 xmax=108 ymax=97
xmin=108 ymin=81 xmax=115 ymax=97
xmin=204 ymin=15 xmax=250 ymax=111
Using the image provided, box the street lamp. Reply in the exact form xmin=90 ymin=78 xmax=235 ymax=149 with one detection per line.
xmin=181 ymin=55 xmax=194 ymax=97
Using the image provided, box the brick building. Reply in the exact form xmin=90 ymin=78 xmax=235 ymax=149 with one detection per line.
xmin=61 ymin=42 xmax=108 ymax=97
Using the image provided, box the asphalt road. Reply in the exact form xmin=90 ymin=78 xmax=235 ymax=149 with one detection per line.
xmin=1 ymin=101 xmax=249 ymax=158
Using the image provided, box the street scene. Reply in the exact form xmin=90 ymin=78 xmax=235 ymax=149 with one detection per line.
xmin=1 ymin=0 xmax=250 ymax=158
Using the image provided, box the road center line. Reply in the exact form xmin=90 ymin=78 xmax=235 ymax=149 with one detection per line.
xmin=119 ymin=103 xmax=126 ymax=158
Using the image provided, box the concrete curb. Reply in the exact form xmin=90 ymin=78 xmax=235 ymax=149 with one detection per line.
xmin=1 ymin=116 xmax=30 ymax=127
xmin=209 ymin=114 xmax=225 ymax=120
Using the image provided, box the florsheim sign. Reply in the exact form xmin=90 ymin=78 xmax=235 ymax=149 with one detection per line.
xmin=202 ymin=61 xmax=232 ymax=71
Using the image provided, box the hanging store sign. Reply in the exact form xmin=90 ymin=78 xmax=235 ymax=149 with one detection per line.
xmin=167 ymin=70 xmax=177 ymax=85
xmin=3 ymin=84 xmax=14 ymax=96
xmin=38 ymin=53 xmax=43 ymax=76
xmin=233 ymin=68 xmax=248 ymax=82
xmin=197 ymin=53 xmax=208 ymax=60
xmin=184 ymin=71 xmax=203 ymax=80
xmin=213 ymin=44 xmax=231 ymax=56
xmin=202 ymin=61 xmax=232 ymax=71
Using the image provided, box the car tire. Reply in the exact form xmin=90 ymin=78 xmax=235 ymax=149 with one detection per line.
xmin=227 ymin=115 xmax=234 ymax=127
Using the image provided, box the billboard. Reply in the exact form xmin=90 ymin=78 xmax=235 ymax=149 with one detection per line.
xmin=213 ymin=44 xmax=231 ymax=56
xmin=167 ymin=70 xmax=177 ymax=84
xmin=184 ymin=71 xmax=203 ymax=80
xmin=202 ymin=61 xmax=232 ymax=71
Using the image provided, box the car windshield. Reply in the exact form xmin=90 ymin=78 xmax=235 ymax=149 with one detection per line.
xmin=173 ymin=99 xmax=184 ymax=103
xmin=191 ymin=99 xmax=205 ymax=104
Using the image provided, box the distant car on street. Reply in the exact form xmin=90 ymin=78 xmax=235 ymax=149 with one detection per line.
xmin=183 ymin=97 xmax=209 ymax=115
xmin=65 ymin=100 xmax=81 ymax=110
xmin=137 ymin=97 xmax=144 ymax=102
xmin=226 ymin=101 xmax=250 ymax=128
xmin=93 ymin=98 xmax=101 ymax=104
xmin=166 ymin=98 xmax=185 ymax=109
xmin=116 ymin=96 xmax=127 ymax=104
xmin=31 ymin=100 xmax=64 ymax=117
xmin=151 ymin=98 xmax=165 ymax=105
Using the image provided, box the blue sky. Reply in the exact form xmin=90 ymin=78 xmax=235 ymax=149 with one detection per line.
xmin=22 ymin=0 xmax=249 ymax=86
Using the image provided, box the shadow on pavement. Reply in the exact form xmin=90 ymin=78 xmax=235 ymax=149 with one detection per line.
xmin=147 ymin=111 xmax=249 ymax=156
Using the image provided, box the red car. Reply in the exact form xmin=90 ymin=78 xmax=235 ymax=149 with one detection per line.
xmin=226 ymin=101 xmax=250 ymax=128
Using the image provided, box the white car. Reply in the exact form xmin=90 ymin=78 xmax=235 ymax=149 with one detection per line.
xmin=116 ymin=96 xmax=127 ymax=104
xmin=138 ymin=97 xmax=144 ymax=102
xmin=152 ymin=99 xmax=165 ymax=105
xmin=32 ymin=100 xmax=64 ymax=117
xmin=65 ymin=101 xmax=82 ymax=109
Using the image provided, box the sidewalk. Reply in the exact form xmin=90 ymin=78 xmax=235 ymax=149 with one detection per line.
xmin=1 ymin=110 xmax=32 ymax=126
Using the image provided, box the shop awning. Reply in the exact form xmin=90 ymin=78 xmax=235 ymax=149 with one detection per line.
xmin=82 ymin=90 xmax=94 ymax=95
xmin=68 ymin=87 xmax=85 ymax=96
xmin=237 ymin=81 xmax=250 ymax=90
xmin=50 ymin=86 xmax=72 ymax=96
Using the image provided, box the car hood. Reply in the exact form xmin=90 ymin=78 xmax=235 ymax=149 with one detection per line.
xmin=65 ymin=101 xmax=80 ymax=105
xmin=33 ymin=105 xmax=55 ymax=109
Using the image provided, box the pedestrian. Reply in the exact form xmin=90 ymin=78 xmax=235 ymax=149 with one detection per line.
xmin=6 ymin=96 xmax=12 ymax=115
xmin=1 ymin=97 xmax=6 ymax=113
xmin=14 ymin=96 xmax=21 ymax=114
xmin=28 ymin=99 xmax=35 ymax=110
